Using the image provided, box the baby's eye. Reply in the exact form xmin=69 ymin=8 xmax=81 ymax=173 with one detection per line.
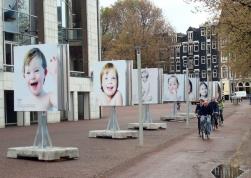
xmin=26 ymin=71 xmax=30 ymax=75
xmin=111 ymin=77 xmax=116 ymax=80
xmin=34 ymin=69 xmax=40 ymax=73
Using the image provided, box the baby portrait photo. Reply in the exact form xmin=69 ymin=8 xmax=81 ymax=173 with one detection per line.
xmin=93 ymin=60 xmax=129 ymax=106
xmin=132 ymin=68 xmax=160 ymax=104
xmin=187 ymin=78 xmax=198 ymax=101
xmin=14 ymin=44 xmax=59 ymax=111
xmin=163 ymin=74 xmax=185 ymax=102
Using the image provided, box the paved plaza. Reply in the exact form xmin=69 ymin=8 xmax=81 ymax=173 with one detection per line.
xmin=0 ymin=101 xmax=250 ymax=178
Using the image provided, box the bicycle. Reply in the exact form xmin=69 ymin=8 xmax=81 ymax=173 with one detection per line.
xmin=200 ymin=115 xmax=211 ymax=140
xmin=211 ymin=112 xmax=220 ymax=130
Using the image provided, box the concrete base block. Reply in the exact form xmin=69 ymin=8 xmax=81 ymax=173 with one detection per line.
xmin=88 ymin=130 xmax=138 ymax=139
xmin=160 ymin=115 xmax=187 ymax=122
xmin=176 ymin=112 xmax=196 ymax=118
xmin=128 ymin=123 xmax=167 ymax=130
xmin=7 ymin=146 xmax=79 ymax=161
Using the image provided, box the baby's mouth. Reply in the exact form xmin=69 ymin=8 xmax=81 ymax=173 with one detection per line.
xmin=30 ymin=82 xmax=38 ymax=89
xmin=107 ymin=86 xmax=114 ymax=91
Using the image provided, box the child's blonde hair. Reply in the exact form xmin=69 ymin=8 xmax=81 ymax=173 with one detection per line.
xmin=100 ymin=63 xmax=119 ymax=93
xmin=23 ymin=48 xmax=47 ymax=77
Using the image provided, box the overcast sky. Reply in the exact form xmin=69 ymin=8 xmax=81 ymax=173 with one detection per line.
xmin=99 ymin=0 xmax=213 ymax=33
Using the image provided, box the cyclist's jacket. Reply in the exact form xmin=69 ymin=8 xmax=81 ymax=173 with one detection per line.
xmin=209 ymin=101 xmax=219 ymax=113
xmin=196 ymin=104 xmax=211 ymax=116
xmin=218 ymin=101 xmax=224 ymax=110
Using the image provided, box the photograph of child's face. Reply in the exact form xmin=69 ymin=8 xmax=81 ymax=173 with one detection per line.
xmin=168 ymin=76 xmax=179 ymax=94
xmin=14 ymin=44 xmax=59 ymax=112
xmin=94 ymin=60 xmax=130 ymax=106
xmin=163 ymin=74 xmax=185 ymax=102
xmin=24 ymin=56 xmax=47 ymax=96
xmin=200 ymin=83 xmax=208 ymax=97
xmin=141 ymin=70 xmax=149 ymax=83
xmin=101 ymin=68 xmax=118 ymax=97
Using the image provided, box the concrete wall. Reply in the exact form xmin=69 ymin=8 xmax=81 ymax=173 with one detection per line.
xmin=87 ymin=0 xmax=100 ymax=119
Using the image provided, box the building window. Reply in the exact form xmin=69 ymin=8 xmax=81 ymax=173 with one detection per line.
xmin=176 ymin=57 xmax=180 ymax=63
xmin=170 ymin=57 xmax=174 ymax=63
xmin=201 ymin=28 xmax=205 ymax=36
xmin=195 ymin=72 xmax=200 ymax=78
xmin=213 ymin=69 xmax=218 ymax=78
xmin=206 ymin=41 xmax=211 ymax=54
xmin=201 ymin=42 xmax=205 ymax=50
xmin=212 ymin=55 xmax=217 ymax=63
xmin=194 ymin=55 xmax=199 ymax=66
xmin=212 ymin=26 xmax=216 ymax=35
xmin=202 ymin=70 xmax=206 ymax=78
xmin=201 ymin=56 xmax=205 ymax=64
xmin=183 ymin=45 xmax=187 ymax=53
xmin=4 ymin=42 xmax=17 ymax=72
xmin=188 ymin=45 xmax=193 ymax=55
xmin=182 ymin=56 xmax=187 ymax=67
xmin=222 ymin=66 xmax=228 ymax=78
xmin=194 ymin=42 xmax=199 ymax=52
xmin=175 ymin=46 xmax=180 ymax=56
xmin=170 ymin=47 xmax=174 ymax=57
xmin=212 ymin=41 xmax=217 ymax=49
xmin=221 ymin=53 xmax=228 ymax=62
xmin=188 ymin=31 xmax=193 ymax=41
xmin=207 ymin=56 xmax=211 ymax=68
xmin=170 ymin=65 xmax=175 ymax=72
xmin=176 ymin=64 xmax=180 ymax=72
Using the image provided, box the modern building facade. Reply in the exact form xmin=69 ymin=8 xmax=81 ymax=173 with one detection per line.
xmin=0 ymin=0 xmax=100 ymax=128
xmin=169 ymin=24 xmax=220 ymax=82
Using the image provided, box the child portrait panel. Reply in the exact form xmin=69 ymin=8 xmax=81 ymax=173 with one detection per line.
xmin=93 ymin=60 xmax=129 ymax=106
xmin=14 ymin=44 xmax=59 ymax=111
xmin=163 ymin=74 xmax=185 ymax=102
xmin=132 ymin=68 xmax=160 ymax=104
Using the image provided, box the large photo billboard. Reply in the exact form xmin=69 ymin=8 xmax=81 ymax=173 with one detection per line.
xmin=14 ymin=44 xmax=60 ymax=111
xmin=163 ymin=74 xmax=185 ymax=102
xmin=93 ymin=60 xmax=132 ymax=106
xmin=132 ymin=68 xmax=162 ymax=104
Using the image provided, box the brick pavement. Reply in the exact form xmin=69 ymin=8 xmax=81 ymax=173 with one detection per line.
xmin=0 ymin=101 xmax=249 ymax=178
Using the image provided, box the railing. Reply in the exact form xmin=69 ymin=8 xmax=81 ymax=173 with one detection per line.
xmin=59 ymin=28 xmax=83 ymax=42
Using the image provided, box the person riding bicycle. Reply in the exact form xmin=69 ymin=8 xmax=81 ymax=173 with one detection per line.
xmin=218 ymin=99 xmax=224 ymax=124
xmin=209 ymin=97 xmax=219 ymax=129
xmin=195 ymin=99 xmax=204 ymax=136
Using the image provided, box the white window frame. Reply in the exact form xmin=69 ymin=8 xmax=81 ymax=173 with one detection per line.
xmin=212 ymin=41 xmax=217 ymax=49
xmin=188 ymin=45 xmax=193 ymax=55
xmin=188 ymin=31 xmax=193 ymax=41
xmin=201 ymin=28 xmax=205 ymax=36
xmin=202 ymin=70 xmax=206 ymax=78
xmin=183 ymin=45 xmax=187 ymax=53
xmin=194 ymin=55 xmax=199 ymax=66
xmin=201 ymin=42 xmax=205 ymax=50
xmin=176 ymin=57 xmax=180 ymax=63
xmin=213 ymin=69 xmax=218 ymax=78
xmin=176 ymin=64 xmax=180 ymax=72
xmin=182 ymin=56 xmax=187 ymax=67
xmin=201 ymin=56 xmax=205 ymax=64
xmin=194 ymin=42 xmax=199 ymax=52
xmin=170 ymin=65 xmax=175 ymax=72
xmin=212 ymin=55 xmax=217 ymax=63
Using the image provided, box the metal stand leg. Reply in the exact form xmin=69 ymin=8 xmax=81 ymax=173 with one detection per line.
xmin=173 ymin=102 xmax=177 ymax=117
xmin=143 ymin=104 xmax=152 ymax=123
xmin=106 ymin=106 xmax=120 ymax=131
xmin=33 ymin=112 xmax=52 ymax=149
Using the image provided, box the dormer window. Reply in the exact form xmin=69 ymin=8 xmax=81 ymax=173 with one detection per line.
xmin=188 ymin=31 xmax=193 ymax=41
